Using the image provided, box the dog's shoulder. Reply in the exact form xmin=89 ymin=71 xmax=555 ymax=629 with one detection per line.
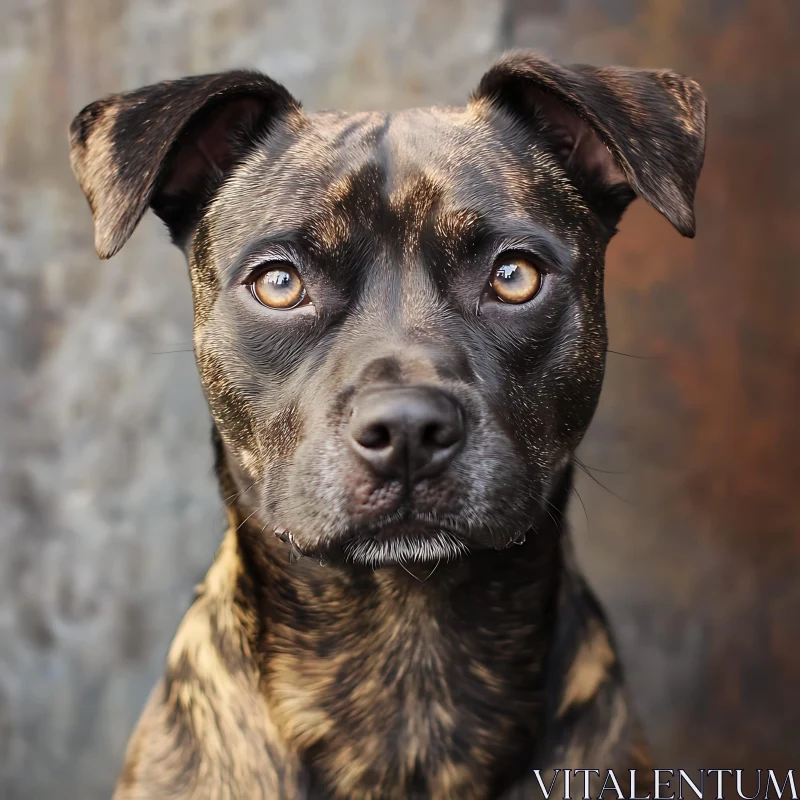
xmin=502 ymin=557 xmax=653 ymax=798
xmin=113 ymin=526 xmax=310 ymax=800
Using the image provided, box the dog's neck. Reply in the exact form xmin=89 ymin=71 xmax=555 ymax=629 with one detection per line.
xmin=213 ymin=432 xmax=571 ymax=796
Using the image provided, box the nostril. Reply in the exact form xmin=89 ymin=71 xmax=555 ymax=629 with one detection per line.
xmin=421 ymin=422 xmax=456 ymax=449
xmin=356 ymin=422 xmax=392 ymax=450
xmin=421 ymin=422 xmax=441 ymax=448
xmin=421 ymin=413 xmax=463 ymax=450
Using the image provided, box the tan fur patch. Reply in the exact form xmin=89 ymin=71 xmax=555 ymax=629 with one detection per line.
xmin=113 ymin=526 xmax=303 ymax=799
xmin=69 ymin=103 xmax=126 ymax=259
xmin=558 ymin=618 xmax=616 ymax=716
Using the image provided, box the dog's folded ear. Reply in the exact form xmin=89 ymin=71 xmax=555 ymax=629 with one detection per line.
xmin=69 ymin=72 xmax=301 ymax=258
xmin=472 ymin=51 xmax=707 ymax=236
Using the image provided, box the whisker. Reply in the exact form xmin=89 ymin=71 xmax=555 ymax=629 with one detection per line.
xmin=574 ymin=456 xmax=628 ymax=475
xmin=422 ymin=558 xmax=441 ymax=583
xmin=236 ymin=507 xmax=260 ymax=531
xmin=574 ymin=461 xmax=632 ymax=506
xmin=605 ymin=348 xmax=659 ymax=360
xmin=148 ymin=348 xmax=195 ymax=355
xmin=572 ymin=485 xmax=590 ymax=538
xmin=397 ymin=559 xmax=423 ymax=583
xmin=224 ymin=479 xmax=259 ymax=505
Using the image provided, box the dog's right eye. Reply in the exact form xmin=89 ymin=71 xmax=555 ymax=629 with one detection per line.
xmin=249 ymin=264 xmax=309 ymax=309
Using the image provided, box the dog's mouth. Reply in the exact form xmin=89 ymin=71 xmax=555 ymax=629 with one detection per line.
xmin=273 ymin=513 xmax=529 ymax=568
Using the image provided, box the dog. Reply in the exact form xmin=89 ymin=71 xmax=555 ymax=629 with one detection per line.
xmin=69 ymin=50 xmax=706 ymax=799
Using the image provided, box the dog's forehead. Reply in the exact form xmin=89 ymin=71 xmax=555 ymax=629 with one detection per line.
xmin=203 ymin=104 xmax=584 ymax=267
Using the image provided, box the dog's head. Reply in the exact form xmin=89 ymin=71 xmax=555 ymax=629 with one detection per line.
xmin=70 ymin=53 xmax=706 ymax=567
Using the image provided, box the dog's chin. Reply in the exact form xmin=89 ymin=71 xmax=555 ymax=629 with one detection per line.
xmin=340 ymin=527 xmax=471 ymax=568
xmin=276 ymin=515 xmax=531 ymax=569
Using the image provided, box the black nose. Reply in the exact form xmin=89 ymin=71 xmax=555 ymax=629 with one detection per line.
xmin=348 ymin=386 xmax=465 ymax=482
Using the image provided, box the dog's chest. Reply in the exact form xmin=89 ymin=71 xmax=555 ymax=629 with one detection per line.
xmin=263 ymin=596 xmax=542 ymax=799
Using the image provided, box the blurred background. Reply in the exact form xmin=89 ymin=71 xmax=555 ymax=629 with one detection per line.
xmin=0 ymin=0 xmax=797 ymax=797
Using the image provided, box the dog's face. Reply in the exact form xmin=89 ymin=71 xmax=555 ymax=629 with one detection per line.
xmin=194 ymin=106 xmax=611 ymax=566
xmin=70 ymin=53 xmax=706 ymax=567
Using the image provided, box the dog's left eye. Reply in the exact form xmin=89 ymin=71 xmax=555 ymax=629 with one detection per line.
xmin=250 ymin=264 xmax=309 ymax=309
xmin=488 ymin=255 xmax=542 ymax=304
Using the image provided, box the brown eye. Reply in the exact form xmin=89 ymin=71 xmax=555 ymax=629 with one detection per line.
xmin=489 ymin=256 xmax=542 ymax=304
xmin=251 ymin=264 xmax=307 ymax=309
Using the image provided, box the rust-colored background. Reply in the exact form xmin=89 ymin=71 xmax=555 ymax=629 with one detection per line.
xmin=0 ymin=1 xmax=797 ymax=797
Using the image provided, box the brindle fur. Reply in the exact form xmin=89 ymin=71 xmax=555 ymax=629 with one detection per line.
xmin=69 ymin=51 xmax=706 ymax=799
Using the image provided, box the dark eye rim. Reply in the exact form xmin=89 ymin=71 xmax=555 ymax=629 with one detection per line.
xmin=246 ymin=261 xmax=311 ymax=310
xmin=485 ymin=251 xmax=545 ymax=305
